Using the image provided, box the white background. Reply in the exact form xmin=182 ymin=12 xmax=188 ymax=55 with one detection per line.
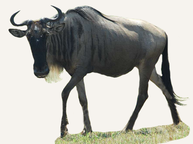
xmin=1 ymin=0 xmax=192 ymax=143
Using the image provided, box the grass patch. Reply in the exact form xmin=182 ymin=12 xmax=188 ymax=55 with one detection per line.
xmin=55 ymin=122 xmax=189 ymax=144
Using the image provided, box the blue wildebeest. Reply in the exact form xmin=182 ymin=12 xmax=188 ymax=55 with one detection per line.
xmin=9 ymin=6 xmax=183 ymax=137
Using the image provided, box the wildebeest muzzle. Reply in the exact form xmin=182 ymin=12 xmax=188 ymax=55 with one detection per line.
xmin=34 ymin=64 xmax=49 ymax=78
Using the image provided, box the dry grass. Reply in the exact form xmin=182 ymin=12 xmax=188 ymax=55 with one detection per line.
xmin=55 ymin=122 xmax=189 ymax=144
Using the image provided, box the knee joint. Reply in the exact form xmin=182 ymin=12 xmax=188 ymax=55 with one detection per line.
xmin=138 ymin=94 xmax=148 ymax=102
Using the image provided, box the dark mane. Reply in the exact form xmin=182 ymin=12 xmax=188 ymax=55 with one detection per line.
xmin=67 ymin=6 xmax=116 ymax=23
xmin=47 ymin=6 xmax=116 ymax=64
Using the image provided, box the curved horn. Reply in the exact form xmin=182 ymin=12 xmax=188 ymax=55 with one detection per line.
xmin=10 ymin=11 xmax=28 ymax=26
xmin=43 ymin=5 xmax=63 ymax=23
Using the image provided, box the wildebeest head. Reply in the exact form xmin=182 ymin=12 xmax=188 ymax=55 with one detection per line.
xmin=9 ymin=6 xmax=65 ymax=78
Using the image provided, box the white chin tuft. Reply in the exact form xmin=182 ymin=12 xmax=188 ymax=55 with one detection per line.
xmin=45 ymin=65 xmax=63 ymax=83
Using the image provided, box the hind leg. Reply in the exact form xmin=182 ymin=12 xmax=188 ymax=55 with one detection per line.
xmin=150 ymin=68 xmax=181 ymax=124
xmin=150 ymin=68 xmax=172 ymax=99
xmin=123 ymin=62 xmax=154 ymax=131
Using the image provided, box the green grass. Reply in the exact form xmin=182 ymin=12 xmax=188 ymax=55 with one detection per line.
xmin=55 ymin=122 xmax=189 ymax=144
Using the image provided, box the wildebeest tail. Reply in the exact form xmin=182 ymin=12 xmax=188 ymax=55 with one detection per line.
xmin=161 ymin=33 xmax=184 ymax=106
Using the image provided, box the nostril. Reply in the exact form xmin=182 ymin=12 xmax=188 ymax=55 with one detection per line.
xmin=42 ymin=66 xmax=49 ymax=74
xmin=34 ymin=66 xmax=39 ymax=73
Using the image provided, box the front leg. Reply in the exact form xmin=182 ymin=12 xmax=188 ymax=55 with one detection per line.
xmin=60 ymin=69 xmax=86 ymax=138
xmin=76 ymin=79 xmax=92 ymax=135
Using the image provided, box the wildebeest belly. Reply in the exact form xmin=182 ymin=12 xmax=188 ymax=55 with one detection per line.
xmin=92 ymin=50 xmax=140 ymax=77
xmin=93 ymin=64 xmax=135 ymax=77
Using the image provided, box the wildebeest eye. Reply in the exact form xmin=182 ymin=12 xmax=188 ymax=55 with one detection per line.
xmin=46 ymin=22 xmax=51 ymax=28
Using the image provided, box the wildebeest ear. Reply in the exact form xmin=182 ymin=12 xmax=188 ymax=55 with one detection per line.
xmin=54 ymin=23 xmax=65 ymax=33
xmin=9 ymin=29 xmax=26 ymax=38
xmin=48 ymin=23 xmax=65 ymax=34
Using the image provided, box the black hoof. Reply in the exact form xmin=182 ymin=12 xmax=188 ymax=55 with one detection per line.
xmin=81 ymin=130 xmax=87 ymax=136
xmin=61 ymin=127 xmax=68 ymax=138
xmin=81 ymin=128 xmax=92 ymax=136
xmin=61 ymin=132 xmax=64 ymax=138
